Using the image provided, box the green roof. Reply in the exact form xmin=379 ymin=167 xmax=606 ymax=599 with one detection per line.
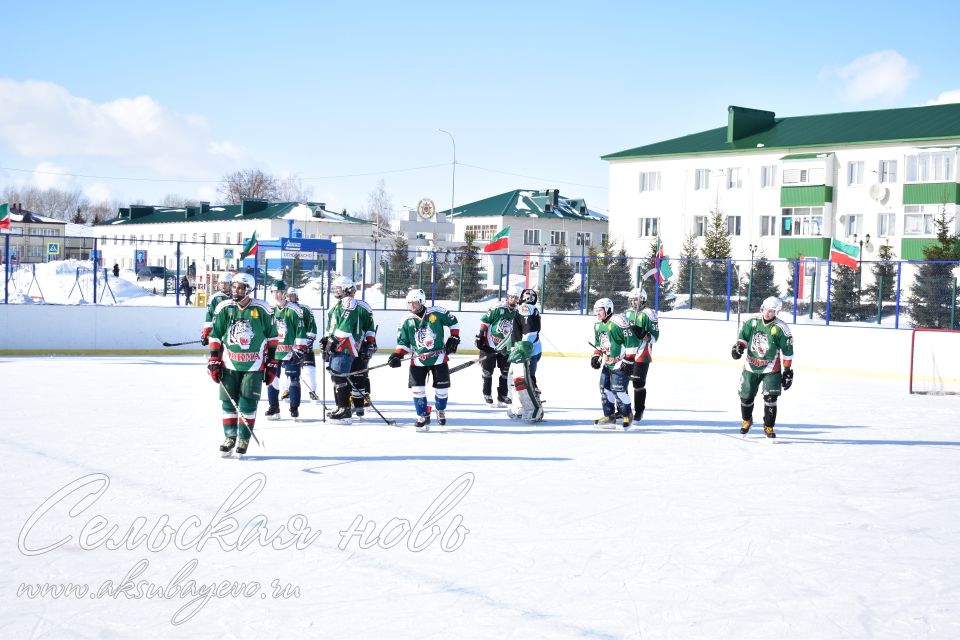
xmin=602 ymin=103 xmax=960 ymax=160
xmin=445 ymin=189 xmax=607 ymax=221
xmin=95 ymin=200 xmax=369 ymax=227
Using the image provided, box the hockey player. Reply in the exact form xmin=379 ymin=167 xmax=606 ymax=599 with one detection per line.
xmin=624 ymin=287 xmax=659 ymax=422
xmin=590 ymin=297 xmax=637 ymax=429
xmin=321 ymin=276 xmax=376 ymax=424
xmin=200 ymin=272 xmax=233 ymax=346
xmin=206 ymin=272 xmax=278 ymax=456
xmin=388 ymin=288 xmax=460 ymax=431
xmin=506 ymin=288 xmax=543 ymax=422
xmin=284 ymin=288 xmax=320 ymax=402
xmin=475 ymin=284 xmax=521 ymax=406
xmin=265 ymin=280 xmax=307 ymax=420
xmin=732 ymin=296 xmax=794 ymax=438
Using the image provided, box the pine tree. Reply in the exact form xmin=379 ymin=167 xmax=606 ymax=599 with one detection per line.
xmin=700 ymin=208 xmax=733 ymax=312
xmin=542 ymin=245 xmax=579 ymax=310
xmin=453 ymin=233 xmax=485 ymax=302
xmin=746 ymin=255 xmax=780 ymax=313
xmin=676 ymin=232 xmax=700 ymax=309
xmin=640 ymin=238 xmax=675 ymax=311
xmin=825 ymin=264 xmax=861 ymax=322
xmin=382 ymin=236 xmax=415 ymax=298
xmin=605 ymin=244 xmax=634 ymax=312
xmin=865 ymin=242 xmax=897 ymax=320
xmin=907 ymin=210 xmax=960 ymax=328
xmin=587 ymin=237 xmax=617 ymax=304
xmin=289 ymin=252 xmax=306 ymax=288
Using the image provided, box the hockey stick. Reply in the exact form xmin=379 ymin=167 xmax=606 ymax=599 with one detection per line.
xmin=448 ymin=340 xmax=511 ymax=375
xmin=345 ymin=349 xmax=444 ymax=377
xmin=218 ymin=379 xmax=263 ymax=448
xmin=345 ymin=376 xmax=396 ymax=426
xmin=156 ymin=334 xmax=202 ymax=347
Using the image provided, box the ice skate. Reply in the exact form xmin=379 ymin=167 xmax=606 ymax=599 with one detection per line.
xmin=289 ymin=407 xmax=299 ymax=419
xmin=235 ymin=439 xmax=249 ymax=455
xmin=594 ymin=415 xmax=618 ymax=429
xmin=219 ymin=436 xmax=236 ymax=456
xmin=437 ymin=410 xmax=446 ymax=426
xmin=621 ymin=415 xmax=633 ymax=430
xmin=308 ymin=391 xmax=319 ymax=401
xmin=483 ymin=394 xmax=493 ymax=406
xmin=281 ymin=390 xmax=289 ymax=400
xmin=633 ymin=409 xmax=644 ymax=422
xmin=328 ymin=406 xmax=352 ymax=425
xmin=497 ymin=394 xmax=511 ymax=408
xmin=416 ymin=410 xmax=431 ymax=432
xmin=764 ymin=425 xmax=776 ymax=439
xmin=265 ymin=404 xmax=281 ymax=421
xmin=740 ymin=419 xmax=752 ymax=435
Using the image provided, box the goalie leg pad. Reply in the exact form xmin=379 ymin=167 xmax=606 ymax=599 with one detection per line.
xmin=513 ymin=364 xmax=543 ymax=422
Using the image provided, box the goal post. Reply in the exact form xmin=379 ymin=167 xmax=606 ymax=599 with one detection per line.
xmin=909 ymin=328 xmax=960 ymax=395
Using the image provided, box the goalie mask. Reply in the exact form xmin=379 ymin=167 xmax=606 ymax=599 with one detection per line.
xmin=521 ymin=288 xmax=538 ymax=305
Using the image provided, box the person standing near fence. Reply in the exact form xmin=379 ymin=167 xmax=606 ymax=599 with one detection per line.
xmin=206 ymin=272 xmax=277 ymax=456
xmin=731 ymin=296 xmax=794 ymax=439
xmin=475 ymin=284 xmax=521 ymax=406
xmin=180 ymin=275 xmax=193 ymax=305
xmin=201 ymin=273 xmax=233 ymax=346
xmin=624 ymin=287 xmax=659 ymax=422
xmin=590 ymin=297 xmax=637 ymax=429
xmin=321 ymin=276 xmax=377 ymax=424
xmin=265 ymin=280 xmax=307 ymax=420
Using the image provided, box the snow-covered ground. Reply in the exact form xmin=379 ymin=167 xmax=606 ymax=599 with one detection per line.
xmin=1 ymin=352 xmax=958 ymax=639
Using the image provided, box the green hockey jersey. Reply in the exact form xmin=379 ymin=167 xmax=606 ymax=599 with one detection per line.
xmin=624 ymin=307 xmax=659 ymax=363
xmin=479 ymin=302 xmax=517 ymax=350
xmin=737 ymin=316 xmax=794 ymax=374
xmin=396 ymin=306 xmax=460 ymax=366
xmin=209 ymin=299 xmax=278 ymax=372
xmin=325 ymin=297 xmax=376 ymax=356
xmin=593 ymin=313 xmax=635 ymax=369
xmin=272 ymin=301 xmax=307 ymax=361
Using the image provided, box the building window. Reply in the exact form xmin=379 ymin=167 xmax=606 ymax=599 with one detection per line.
xmin=842 ymin=214 xmax=862 ymax=238
xmin=638 ymin=171 xmax=661 ymax=192
xmin=638 ymin=217 xmax=659 ymax=237
xmin=465 ymin=224 xmax=497 ymax=241
xmin=694 ymin=169 xmax=710 ymax=191
xmin=549 ymin=230 xmax=566 ymax=246
xmin=906 ymin=151 xmax=954 ymax=182
xmin=180 ymin=234 xmax=187 ymax=242
xmin=847 ymin=161 xmax=865 ymax=186
xmin=212 ymin=233 xmax=220 ymax=244
xmin=523 ymin=229 xmax=541 ymax=245
xmin=725 ymin=215 xmax=742 ymax=236
xmin=693 ymin=216 xmax=707 ymax=237
xmin=903 ymin=205 xmax=938 ymax=235
xmin=760 ymin=165 xmax=777 ymax=188
xmin=760 ymin=215 xmax=778 ymax=237
xmin=877 ymin=213 xmax=896 ymax=237
xmin=879 ymin=160 xmax=898 ymax=184
xmin=781 ymin=207 xmax=823 ymax=237
xmin=576 ymin=232 xmax=592 ymax=247
xmin=726 ymin=167 xmax=742 ymax=189
xmin=601 ymin=233 xmax=608 ymax=245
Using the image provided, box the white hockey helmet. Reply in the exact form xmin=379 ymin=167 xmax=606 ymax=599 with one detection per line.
xmin=405 ymin=288 xmax=426 ymax=305
xmin=593 ymin=297 xmax=614 ymax=319
xmin=232 ymin=272 xmax=255 ymax=300
xmin=286 ymin=287 xmax=298 ymax=299
xmin=219 ymin=272 xmax=233 ymax=292
xmin=331 ymin=275 xmax=355 ymax=299
xmin=628 ymin=287 xmax=647 ymax=304
xmin=507 ymin=284 xmax=523 ymax=298
xmin=761 ymin=296 xmax=782 ymax=314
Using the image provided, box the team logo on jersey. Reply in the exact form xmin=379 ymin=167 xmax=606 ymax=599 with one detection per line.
xmin=599 ymin=333 xmax=612 ymax=352
xmin=750 ymin=332 xmax=770 ymax=357
xmin=251 ymin=309 xmax=259 ymax=319
xmin=415 ymin=326 xmax=437 ymax=350
xmin=228 ymin=319 xmax=255 ymax=349
xmin=496 ymin=318 xmax=512 ymax=337
xmin=428 ymin=314 xmax=436 ymax=323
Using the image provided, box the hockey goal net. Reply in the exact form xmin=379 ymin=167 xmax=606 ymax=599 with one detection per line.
xmin=910 ymin=328 xmax=960 ymax=395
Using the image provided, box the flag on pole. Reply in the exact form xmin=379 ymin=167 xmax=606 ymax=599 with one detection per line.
xmin=0 ymin=203 xmax=10 ymax=230
xmin=240 ymin=231 xmax=259 ymax=260
xmin=642 ymin=237 xmax=673 ymax=283
xmin=483 ymin=226 xmax=510 ymax=253
xmin=829 ymin=238 xmax=859 ymax=270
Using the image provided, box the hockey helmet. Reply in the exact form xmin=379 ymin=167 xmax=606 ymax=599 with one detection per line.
xmin=219 ymin=272 xmax=234 ymax=292
xmin=405 ymin=288 xmax=426 ymax=307
xmin=761 ymin=296 xmax=782 ymax=314
xmin=270 ymin=279 xmax=287 ymax=292
xmin=232 ymin=272 xmax=255 ymax=300
xmin=286 ymin=287 xmax=299 ymax=300
xmin=593 ymin=297 xmax=614 ymax=319
xmin=331 ymin=275 xmax=355 ymax=299
xmin=628 ymin=287 xmax=647 ymax=305
xmin=521 ymin=288 xmax=538 ymax=305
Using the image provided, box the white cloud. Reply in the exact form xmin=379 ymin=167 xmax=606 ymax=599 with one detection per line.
xmin=926 ymin=90 xmax=960 ymax=105
xmin=32 ymin=161 xmax=75 ymax=190
xmin=820 ymin=50 xmax=918 ymax=103
xmin=84 ymin=183 xmax=115 ymax=203
xmin=0 ymin=78 xmax=247 ymax=177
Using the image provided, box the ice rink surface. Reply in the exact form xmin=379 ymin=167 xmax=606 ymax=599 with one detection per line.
xmin=2 ymin=353 xmax=958 ymax=639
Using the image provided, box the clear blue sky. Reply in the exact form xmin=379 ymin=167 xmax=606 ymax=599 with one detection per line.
xmin=2 ymin=0 xmax=958 ymax=216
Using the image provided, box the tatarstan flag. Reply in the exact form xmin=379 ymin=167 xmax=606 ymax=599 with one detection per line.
xmin=643 ymin=237 xmax=673 ymax=283
xmin=483 ymin=226 xmax=510 ymax=253
xmin=0 ymin=203 xmax=10 ymax=230
xmin=240 ymin=231 xmax=258 ymax=259
xmin=830 ymin=238 xmax=859 ymax=270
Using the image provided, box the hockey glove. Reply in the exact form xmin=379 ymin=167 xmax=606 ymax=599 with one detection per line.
xmin=323 ymin=336 xmax=339 ymax=356
xmin=263 ymin=359 xmax=280 ymax=385
xmin=362 ymin=340 xmax=378 ymax=360
xmin=474 ymin=330 xmax=490 ymax=352
xmin=508 ymin=340 xmax=533 ymax=364
xmin=590 ymin=353 xmax=602 ymax=370
xmin=731 ymin=340 xmax=746 ymax=360
xmin=289 ymin=348 xmax=304 ymax=366
xmin=387 ymin=352 xmax=404 ymax=368
xmin=305 ymin=337 xmax=315 ymax=351
xmin=444 ymin=335 xmax=460 ymax=355
xmin=207 ymin=353 xmax=223 ymax=384
xmin=781 ymin=366 xmax=794 ymax=390
xmin=200 ymin=327 xmax=212 ymax=347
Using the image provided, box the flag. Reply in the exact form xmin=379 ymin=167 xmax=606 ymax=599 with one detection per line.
xmin=240 ymin=232 xmax=258 ymax=260
xmin=0 ymin=203 xmax=10 ymax=230
xmin=830 ymin=238 xmax=859 ymax=270
xmin=796 ymin=256 xmax=804 ymax=300
xmin=483 ymin=226 xmax=510 ymax=253
xmin=642 ymin=237 xmax=673 ymax=283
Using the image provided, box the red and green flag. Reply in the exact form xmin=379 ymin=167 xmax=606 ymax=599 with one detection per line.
xmin=830 ymin=238 xmax=859 ymax=270
xmin=643 ymin=237 xmax=673 ymax=283
xmin=240 ymin=231 xmax=259 ymax=260
xmin=0 ymin=203 xmax=10 ymax=230
xmin=483 ymin=226 xmax=510 ymax=253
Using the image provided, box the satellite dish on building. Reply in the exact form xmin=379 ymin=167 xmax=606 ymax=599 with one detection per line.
xmin=869 ymin=184 xmax=889 ymax=203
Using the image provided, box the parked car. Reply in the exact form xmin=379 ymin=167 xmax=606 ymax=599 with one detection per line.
xmin=136 ymin=266 xmax=176 ymax=292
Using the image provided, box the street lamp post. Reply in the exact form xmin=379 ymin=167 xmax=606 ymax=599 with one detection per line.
xmin=747 ymin=243 xmax=757 ymax=311
xmin=436 ymin=129 xmax=456 ymax=219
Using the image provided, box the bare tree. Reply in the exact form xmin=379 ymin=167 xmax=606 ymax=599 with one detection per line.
xmin=2 ymin=185 xmax=90 ymax=221
xmin=160 ymin=194 xmax=200 ymax=207
xmin=365 ymin=179 xmax=394 ymax=239
xmin=217 ymin=169 xmax=282 ymax=204
xmin=276 ymin=174 xmax=314 ymax=203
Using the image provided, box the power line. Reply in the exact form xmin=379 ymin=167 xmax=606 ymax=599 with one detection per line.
xmin=458 ymin=162 xmax=608 ymax=191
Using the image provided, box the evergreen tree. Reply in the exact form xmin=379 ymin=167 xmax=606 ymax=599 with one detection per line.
xmin=382 ymin=236 xmax=415 ymax=298
xmin=865 ymin=241 xmax=896 ymax=320
xmin=605 ymin=244 xmax=634 ymax=311
xmin=699 ymin=208 xmax=733 ymax=311
xmin=640 ymin=237 xmax=676 ymax=311
xmin=907 ymin=210 xmax=960 ymax=328
xmin=676 ymin=232 xmax=700 ymax=308
xmin=289 ymin=252 xmax=307 ymax=288
xmin=453 ymin=233 xmax=485 ymax=302
xmin=746 ymin=255 xmax=780 ymax=313
xmin=542 ymin=245 xmax=579 ymax=310
xmin=824 ymin=264 xmax=861 ymax=322
xmin=587 ymin=237 xmax=617 ymax=303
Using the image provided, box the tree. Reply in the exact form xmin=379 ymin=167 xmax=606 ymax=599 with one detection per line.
xmin=604 ymin=244 xmax=634 ymax=312
xmin=161 ymin=194 xmax=199 ymax=207
xmin=382 ymin=236 xmax=415 ymax=297
xmin=289 ymin=252 xmax=307 ymax=288
xmin=907 ymin=210 xmax=960 ymax=328
xmin=587 ymin=236 xmax=617 ymax=304
xmin=676 ymin=232 xmax=700 ymax=307
xmin=364 ymin=179 xmax=394 ymax=240
xmin=70 ymin=207 xmax=87 ymax=224
xmin=699 ymin=207 xmax=733 ymax=311
xmin=865 ymin=241 xmax=897 ymax=320
xmin=276 ymin=174 xmax=314 ymax=203
xmin=542 ymin=245 xmax=579 ymax=310
xmin=640 ymin=237 xmax=676 ymax=311
xmin=217 ymin=169 xmax=282 ymax=204
xmin=824 ymin=263 xmax=862 ymax=322
xmin=454 ymin=233 xmax=485 ymax=302
xmin=2 ymin=185 xmax=90 ymax=221
xmin=746 ymin=255 xmax=780 ymax=313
